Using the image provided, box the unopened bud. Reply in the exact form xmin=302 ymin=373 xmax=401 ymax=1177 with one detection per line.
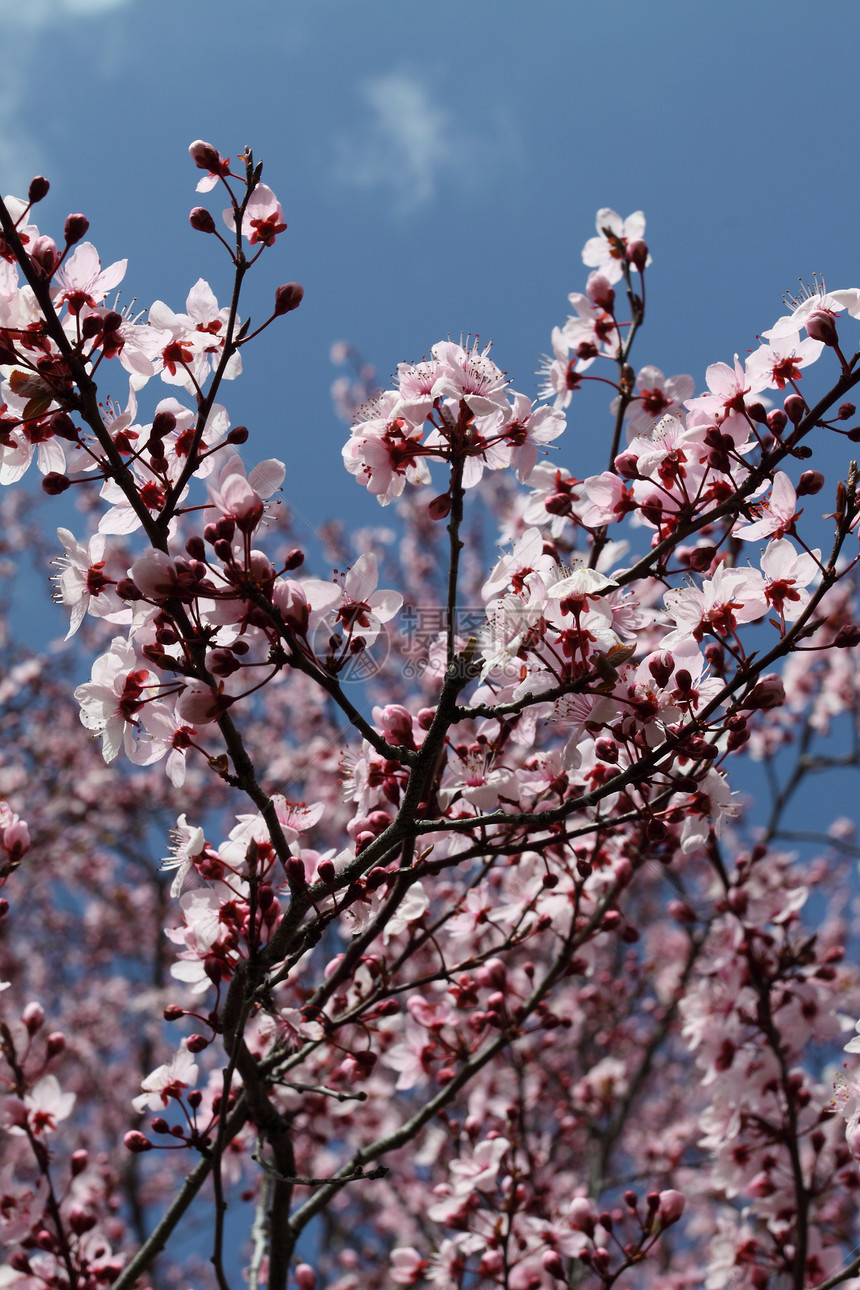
xmin=586 ymin=271 xmax=615 ymax=310
xmin=189 ymin=206 xmax=216 ymax=234
xmin=657 ymin=1189 xmax=685 ymax=1225
xmin=227 ymin=425 xmax=248 ymax=444
xmin=805 ymin=308 xmax=839 ymax=347
xmin=834 ymin=623 xmax=860 ymax=648
xmin=45 ymin=1032 xmax=66 ymax=1058
xmin=63 ymin=213 xmax=89 ymax=246
xmin=115 ymin=578 xmax=143 ymax=601
xmin=295 ymin=1267 xmax=317 ymax=1290
xmin=28 ymin=176 xmax=50 ymax=204
xmin=796 ymin=469 xmax=824 ymax=496
xmin=689 ymin=545 xmax=717 ymax=572
xmin=186 ymin=1033 xmax=209 ymax=1053
xmin=42 ymin=472 xmax=70 ymax=495
xmin=767 ymin=409 xmax=787 ymax=434
xmin=838 ymin=402 xmax=856 ymax=420
xmin=188 ymin=140 xmax=224 ymax=172
xmin=123 ymin=1131 xmax=153 ymax=1153
xmin=22 ymin=1002 xmax=45 ymax=1033
xmin=626 ymin=238 xmax=649 ymax=272
xmin=742 ymin=673 xmax=785 ymax=711
xmin=274 ymin=282 xmax=304 ymax=315
xmin=70 ymin=1149 xmax=89 ymax=1176
xmin=428 ymin=493 xmax=451 ymax=520
xmin=783 ymin=393 xmax=806 ymax=424
xmin=746 ymin=402 xmax=768 ymax=424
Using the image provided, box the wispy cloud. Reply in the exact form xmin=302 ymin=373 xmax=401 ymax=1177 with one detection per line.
xmin=0 ymin=0 xmax=135 ymax=192
xmin=333 ymin=70 xmax=518 ymax=215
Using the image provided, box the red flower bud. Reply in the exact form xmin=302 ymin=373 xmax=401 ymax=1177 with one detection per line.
xmin=188 ymin=140 xmax=225 ymax=173
xmin=63 ymin=213 xmax=89 ymax=246
xmin=124 ymin=1131 xmax=153 ymax=1153
xmin=189 ymin=206 xmax=216 ymax=234
xmin=783 ymin=393 xmax=806 ymax=424
xmin=805 ymin=308 xmax=839 ymax=347
xmin=28 ymin=176 xmax=50 ymax=204
xmin=796 ymin=469 xmax=824 ymax=496
xmin=274 ymin=282 xmax=304 ymax=315
xmin=42 ymin=473 xmax=70 ymax=495
xmin=626 ymin=238 xmax=649 ymax=272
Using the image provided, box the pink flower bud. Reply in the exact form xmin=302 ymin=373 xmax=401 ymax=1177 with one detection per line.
xmin=124 ymin=1131 xmax=153 ymax=1153
xmin=45 ymin=1032 xmax=66 ymax=1058
xmin=796 ymin=469 xmax=824 ymax=496
xmin=586 ymin=271 xmax=615 ymax=310
xmin=188 ymin=140 xmax=224 ymax=172
xmin=189 ymin=206 xmax=216 ymax=234
xmin=22 ymin=1002 xmax=45 ymax=1034
xmin=42 ymin=473 xmax=70 ymax=495
xmin=63 ymin=213 xmax=89 ymax=246
xmin=742 ymin=673 xmax=785 ymax=711
xmin=295 ymin=1266 xmax=317 ymax=1290
xmin=70 ymin=1149 xmax=89 ymax=1176
xmin=657 ymin=1189 xmax=685 ymax=1224
xmin=569 ymin=1196 xmax=596 ymax=1233
xmin=274 ymin=282 xmax=304 ymax=315
xmin=626 ymin=239 xmax=649 ymax=272
xmin=804 ymin=308 xmax=839 ymax=347
xmin=783 ymin=393 xmax=806 ymax=424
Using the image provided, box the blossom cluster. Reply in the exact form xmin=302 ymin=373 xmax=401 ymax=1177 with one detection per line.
xmin=0 ymin=157 xmax=859 ymax=1290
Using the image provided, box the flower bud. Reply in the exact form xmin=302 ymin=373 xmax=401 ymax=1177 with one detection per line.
xmin=28 ymin=176 xmax=50 ymax=204
xmin=835 ymin=623 xmax=860 ymax=648
xmin=614 ymin=451 xmax=639 ymax=478
xmin=274 ymin=282 xmax=304 ymax=315
xmin=688 ymin=545 xmax=717 ymax=572
xmin=45 ymin=1032 xmax=66 ymax=1057
xmin=838 ymin=402 xmax=856 ymax=420
xmin=64 ymin=213 xmax=89 ymax=246
xmin=227 ymin=425 xmax=249 ymax=444
xmin=626 ymin=238 xmax=649 ymax=272
xmin=22 ymin=1001 xmax=45 ymax=1033
xmin=746 ymin=402 xmax=768 ymax=424
xmin=115 ymin=577 xmax=143 ymax=601
xmin=569 ymin=1196 xmax=596 ymax=1234
xmin=295 ymin=1267 xmax=317 ymax=1290
xmin=586 ymin=271 xmax=615 ymax=310
xmin=189 ymin=206 xmax=216 ymax=234
xmin=42 ymin=472 xmax=70 ymax=495
xmin=428 ymin=493 xmax=451 ymax=520
xmin=188 ymin=140 xmax=224 ymax=172
xmin=741 ymin=673 xmax=785 ymax=711
xmin=767 ymin=409 xmax=787 ymax=434
xmin=124 ymin=1131 xmax=153 ymax=1153
xmin=186 ymin=1033 xmax=209 ymax=1053
xmin=796 ymin=469 xmax=824 ymax=496
xmin=70 ymin=1149 xmax=89 ymax=1176
xmin=804 ymin=308 xmax=839 ymax=347
xmin=783 ymin=393 xmax=806 ymax=424
xmin=657 ymin=1189 xmax=685 ymax=1224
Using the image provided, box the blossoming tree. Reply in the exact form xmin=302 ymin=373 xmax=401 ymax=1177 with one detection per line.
xmin=1 ymin=143 xmax=860 ymax=1290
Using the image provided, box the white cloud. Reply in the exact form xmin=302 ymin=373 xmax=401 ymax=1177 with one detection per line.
xmin=0 ymin=0 xmax=135 ymax=192
xmin=333 ymin=70 xmax=518 ymax=215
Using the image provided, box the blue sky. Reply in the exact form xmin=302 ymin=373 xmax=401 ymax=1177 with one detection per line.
xmin=2 ymin=0 xmax=860 ymax=618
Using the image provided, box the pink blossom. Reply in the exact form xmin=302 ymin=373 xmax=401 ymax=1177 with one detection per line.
xmin=735 ymin=471 xmax=800 ymax=541
xmin=581 ymin=207 xmax=650 ymax=284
